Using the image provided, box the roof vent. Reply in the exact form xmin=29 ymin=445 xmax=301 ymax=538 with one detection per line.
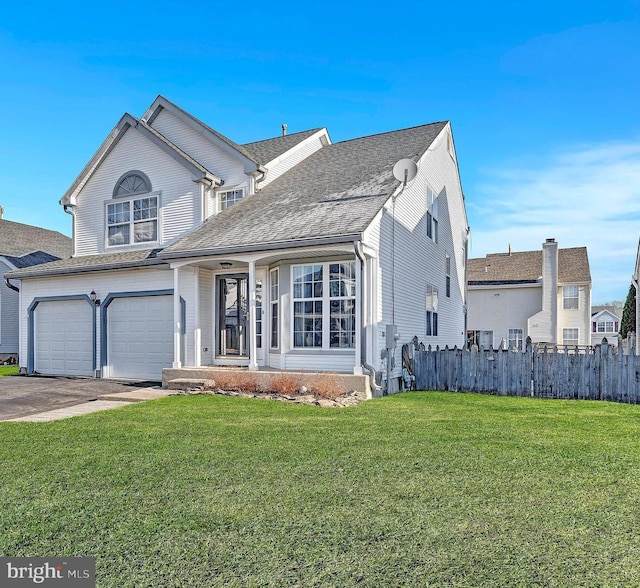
xmin=546 ymin=238 xmax=556 ymax=243
xmin=282 ymin=123 xmax=287 ymax=136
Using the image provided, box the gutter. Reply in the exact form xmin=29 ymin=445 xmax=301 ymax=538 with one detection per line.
xmin=159 ymin=233 xmax=362 ymax=260
xmin=354 ymin=240 xmax=382 ymax=397
xmin=63 ymin=205 xmax=76 ymax=257
xmin=4 ymin=277 xmax=19 ymax=292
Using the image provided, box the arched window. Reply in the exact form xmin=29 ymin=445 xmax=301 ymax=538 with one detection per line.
xmin=107 ymin=171 xmax=157 ymax=247
xmin=112 ymin=171 xmax=151 ymax=198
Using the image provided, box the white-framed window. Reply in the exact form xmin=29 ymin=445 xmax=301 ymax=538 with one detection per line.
xmin=445 ymin=253 xmax=451 ymax=298
xmin=107 ymin=195 xmax=158 ymax=247
xmin=255 ymin=279 xmax=263 ymax=349
xmin=426 ymin=183 xmax=438 ymax=243
xmin=563 ymin=286 xmax=579 ymax=309
xmin=426 ymin=284 xmax=438 ymax=336
xmin=595 ymin=320 xmax=616 ymax=333
xmin=270 ymin=269 xmax=279 ymax=349
xmin=292 ymin=262 xmax=356 ymax=349
xmin=219 ymin=188 xmax=245 ymax=211
xmin=563 ymin=328 xmax=579 ymax=346
xmin=107 ymin=172 xmax=158 ymax=247
xmin=508 ymin=328 xmax=524 ymax=351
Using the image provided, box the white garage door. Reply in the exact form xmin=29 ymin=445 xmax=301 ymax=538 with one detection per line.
xmin=108 ymin=295 xmax=174 ymax=381
xmin=35 ymin=299 xmax=94 ymax=376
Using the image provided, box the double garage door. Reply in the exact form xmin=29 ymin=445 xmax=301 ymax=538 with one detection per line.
xmin=34 ymin=295 xmax=173 ymax=381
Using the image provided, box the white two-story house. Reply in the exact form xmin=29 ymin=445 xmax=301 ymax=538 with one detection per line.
xmin=6 ymin=96 xmax=469 ymax=391
xmin=467 ymin=239 xmax=592 ymax=349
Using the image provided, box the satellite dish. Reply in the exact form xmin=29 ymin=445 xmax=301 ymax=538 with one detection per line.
xmin=392 ymin=158 xmax=418 ymax=186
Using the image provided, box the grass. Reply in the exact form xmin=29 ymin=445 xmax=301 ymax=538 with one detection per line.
xmin=2 ymin=391 xmax=640 ymax=586
xmin=0 ymin=365 xmax=19 ymax=376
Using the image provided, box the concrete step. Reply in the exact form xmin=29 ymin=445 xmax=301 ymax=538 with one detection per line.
xmin=166 ymin=378 xmax=209 ymax=391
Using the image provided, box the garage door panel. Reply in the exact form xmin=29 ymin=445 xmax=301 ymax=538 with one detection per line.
xmin=108 ymin=295 xmax=173 ymax=381
xmin=35 ymin=300 xmax=93 ymax=377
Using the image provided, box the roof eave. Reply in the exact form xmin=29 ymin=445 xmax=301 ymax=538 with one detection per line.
xmin=160 ymin=234 xmax=363 ymax=261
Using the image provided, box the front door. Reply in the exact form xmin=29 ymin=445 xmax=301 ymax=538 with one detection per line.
xmin=217 ymin=274 xmax=249 ymax=357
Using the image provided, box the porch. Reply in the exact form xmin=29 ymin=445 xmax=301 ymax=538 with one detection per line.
xmin=162 ymin=366 xmax=372 ymax=398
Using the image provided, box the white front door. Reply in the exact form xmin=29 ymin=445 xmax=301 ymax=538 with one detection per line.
xmin=35 ymin=299 xmax=94 ymax=376
xmin=108 ymin=295 xmax=173 ymax=380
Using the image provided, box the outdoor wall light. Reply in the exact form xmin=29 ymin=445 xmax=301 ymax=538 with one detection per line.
xmin=90 ymin=290 xmax=100 ymax=306
xmin=220 ymin=262 xmax=232 ymax=270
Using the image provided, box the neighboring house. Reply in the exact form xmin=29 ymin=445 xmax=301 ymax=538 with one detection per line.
xmin=6 ymin=95 xmax=469 ymax=390
xmin=467 ymin=239 xmax=592 ymax=349
xmin=590 ymin=306 xmax=621 ymax=347
xmin=0 ymin=219 xmax=71 ymax=361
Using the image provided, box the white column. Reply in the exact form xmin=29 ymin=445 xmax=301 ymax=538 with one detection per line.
xmin=194 ymin=267 xmax=201 ymax=367
xmin=354 ymin=254 xmax=363 ymax=375
xmin=173 ymin=267 xmax=182 ymax=368
xmin=248 ymin=260 xmax=258 ymax=370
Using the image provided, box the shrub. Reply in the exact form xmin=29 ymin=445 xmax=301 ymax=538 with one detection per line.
xmin=268 ymin=374 xmax=303 ymax=396
xmin=309 ymin=373 xmax=343 ymax=400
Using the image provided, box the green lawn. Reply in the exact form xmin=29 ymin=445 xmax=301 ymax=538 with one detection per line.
xmin=0 ymin=365 xmax=19 ymax=376
xmin=2 ymin=392 xmax=640 ymax=587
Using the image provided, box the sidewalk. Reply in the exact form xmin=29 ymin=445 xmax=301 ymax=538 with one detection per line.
xmin=7 ymin=387 xmax=173 ymax=422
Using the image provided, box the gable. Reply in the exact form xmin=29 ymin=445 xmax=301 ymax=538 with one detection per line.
xmin=143 ymin=96 xmax=262 ymax=177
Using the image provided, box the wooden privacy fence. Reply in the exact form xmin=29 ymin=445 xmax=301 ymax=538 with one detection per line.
xmin=409 ymin=338 xmax=640 ymax=403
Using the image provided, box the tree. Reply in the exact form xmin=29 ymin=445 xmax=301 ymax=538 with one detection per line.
xmin=619 ymin=283 xmax=636 ymax=339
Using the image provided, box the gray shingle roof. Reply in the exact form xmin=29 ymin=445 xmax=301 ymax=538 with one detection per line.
xmin=0 ymin=219 xmax=71 ymax=260
xmin=242 ymin=129 xmax=324 ymax=165
xmin=468 ymin=247 xmax=591 ymax=284
xmin=162 ymin=121 xmax=448 ymax=257
xmin=5 ymin=248 xmax=166 ymax=279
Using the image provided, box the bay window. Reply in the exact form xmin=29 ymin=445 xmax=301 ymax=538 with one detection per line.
xmin=292 ymin=262 xmax=356 ymax=349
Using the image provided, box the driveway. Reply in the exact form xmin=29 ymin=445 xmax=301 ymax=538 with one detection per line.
xmin=0 ymin=375 xmax=160 ymax=421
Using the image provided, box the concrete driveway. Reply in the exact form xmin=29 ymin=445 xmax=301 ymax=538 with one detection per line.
xmin=0 ymin=375 xmax=162 ymax=421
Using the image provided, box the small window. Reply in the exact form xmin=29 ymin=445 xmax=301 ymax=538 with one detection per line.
xmin=508 ymin=328 xmax=523 ymax=351
xmin=563 ymin=286 xmax=579 ymax=310
xmin=256 ymin=280 xmax=263 ymax=349
xmin=563 ymin=328 xmax=579 ymax=346
xmin=270 ymin=269 xmax=279 ymax=349
xmin=219 ymin=188 xmax=245 ymax=211
xmin=426 ymin=284 xmax=438 ymax=336
xmin=445 ymin=254 xmax=451 ymax=298
xmin=426 ymin=184 xmax=438 ymax=243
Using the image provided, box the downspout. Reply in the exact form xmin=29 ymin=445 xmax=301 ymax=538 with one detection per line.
xmin=5 ymin=277 xmax=19 ymax=292
xmin=354 ymin=240 xmax=382 ymax=396
xmin=63 ymin=205 xmax=76 ymax=257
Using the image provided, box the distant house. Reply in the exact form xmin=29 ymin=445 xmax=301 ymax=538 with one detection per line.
xmin=467 ymin=239 xmax=592 ymax=349
xmin=0 ymin=219 xmax=71 ymax=361
xmin=590 ymin=306 xmax=621 ymax=347
xmin=6 ymin=95 xmax=469 ymax=391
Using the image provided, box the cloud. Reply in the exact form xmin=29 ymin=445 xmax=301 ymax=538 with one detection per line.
xmin=468 ymin=140 xmax=640 ymax=303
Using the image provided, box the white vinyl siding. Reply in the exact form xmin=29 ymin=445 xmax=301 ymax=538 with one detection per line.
xmin=363 ymin=122 xmax=468 ymax=381
xmin=18 ymin=269 xmax=173 ymax=374
xmin=259 ymin=132 xmax=328 ymax=188
xmin=73 ymin=129 xmax=199 ymax=255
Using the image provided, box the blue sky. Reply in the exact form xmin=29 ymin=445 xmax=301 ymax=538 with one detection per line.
xmin=1 ymin=1 xmax=639 ymax=303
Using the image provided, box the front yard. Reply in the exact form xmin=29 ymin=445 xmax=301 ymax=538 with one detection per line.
xmin=2 ymin=391 xmax=640 ymax=586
